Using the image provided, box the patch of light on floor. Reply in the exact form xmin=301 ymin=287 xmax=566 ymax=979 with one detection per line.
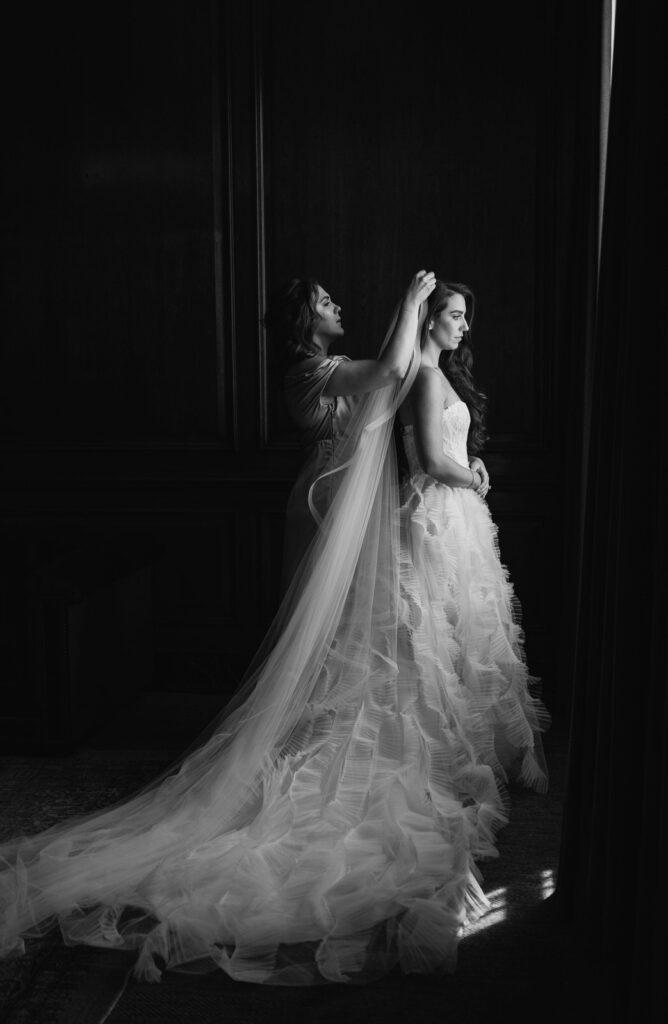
xmin=461 ymin=886 xmax=507 ymax=937
xmin=461 ymin=869 xmax=557 ymax=938
xmin=540 ymin=868 xmax=555 ymax=899
xmin=462 ymin=906 xmax=508 ymax=936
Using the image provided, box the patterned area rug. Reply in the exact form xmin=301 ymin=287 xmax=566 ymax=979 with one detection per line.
xmin=0 ymin=937 xmax=135 ymax=1024
xmin=0 ymin=749 xmax=170 ymax=1024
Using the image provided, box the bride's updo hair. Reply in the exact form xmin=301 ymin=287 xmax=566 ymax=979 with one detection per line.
xmin=422 ymin=280 xmax=488 ymax=453
xmin=263 ymin=278 xmax=324 ymax=369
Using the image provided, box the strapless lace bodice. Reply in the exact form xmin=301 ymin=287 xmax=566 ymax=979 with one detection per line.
xmin=402 ymin=400 xmax=470 ymax=476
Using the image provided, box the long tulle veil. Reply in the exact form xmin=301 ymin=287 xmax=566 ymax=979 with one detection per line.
xmin=0 ymin=304 xmax=425 ymax=972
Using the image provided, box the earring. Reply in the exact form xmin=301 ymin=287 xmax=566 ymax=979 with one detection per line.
xmin=428 ymin=322 xmax=434 ymax=330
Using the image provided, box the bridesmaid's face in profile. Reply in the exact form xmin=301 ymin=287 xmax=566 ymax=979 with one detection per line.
xmin=429 ymin=294 xmax=469 ymax=351
xmin=312 ymin=285 xmax=344 ymax=351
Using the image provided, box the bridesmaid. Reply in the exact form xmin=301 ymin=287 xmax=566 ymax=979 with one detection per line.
xmin=264 ymin=271 xmax=437 ymax=586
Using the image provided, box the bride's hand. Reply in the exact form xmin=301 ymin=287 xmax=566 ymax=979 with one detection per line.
xmin=403 ymin=270 xmax=436 ymax=310
xmin=469 ymin=456 xmax=491 ymax=498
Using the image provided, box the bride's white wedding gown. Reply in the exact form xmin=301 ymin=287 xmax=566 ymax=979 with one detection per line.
xmin=399 ymin=401 xmax=548 ymax=797
xmin=0 ymin=363 xmax=548 ymax=987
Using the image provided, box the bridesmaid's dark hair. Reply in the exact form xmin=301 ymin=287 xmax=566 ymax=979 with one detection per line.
xmin=263 ymin=278 xmax=323 ymax=368
xmin=421 ymin=280 xmax=488 ymax=453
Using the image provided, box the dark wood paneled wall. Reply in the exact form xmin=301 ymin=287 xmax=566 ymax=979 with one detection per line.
xmin=263 ymin=0 xmax=550 ymax=447
xmin=0 ymin=1 xmax=572 ymax=750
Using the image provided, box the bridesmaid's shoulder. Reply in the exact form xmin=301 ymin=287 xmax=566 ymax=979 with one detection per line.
xmin=285 ymin=355 xmax=327 ymax=378
xmin=286 ymin=353 xmax=349 ymax=378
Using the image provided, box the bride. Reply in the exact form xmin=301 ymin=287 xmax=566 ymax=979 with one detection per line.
xmin=0 ymin=272 xmax=547 ymax=986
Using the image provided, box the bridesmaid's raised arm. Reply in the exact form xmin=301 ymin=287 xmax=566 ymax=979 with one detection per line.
xmin=322 ymin=271 xmax=436 ymax=397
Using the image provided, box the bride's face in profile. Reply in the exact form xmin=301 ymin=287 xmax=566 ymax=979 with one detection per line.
xmin=429 ymin=294 xmax=469 ymax=351
xmin=312 ymin=285 xmax=344 ymax=351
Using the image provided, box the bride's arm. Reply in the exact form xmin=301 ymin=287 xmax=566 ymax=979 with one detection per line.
xmin=410 ymin=368 xmax=482 ymax=488
xmin=321 ymin=271 xmax=435 ymax=397
xmin=469 ymin=455 xmax=490 ymax=496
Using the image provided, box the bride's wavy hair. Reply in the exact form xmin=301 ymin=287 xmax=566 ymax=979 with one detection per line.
xmin=263 ymin=278 xmax=324 ymax=369
xmin=421 ymin=280 xmax=488 ymax=453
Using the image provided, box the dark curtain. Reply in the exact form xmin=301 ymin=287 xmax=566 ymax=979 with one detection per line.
xmin=558 ymin=0 xmax=667 ymax=1019
xmin=550 ymin=0 xmax=606 ymax=721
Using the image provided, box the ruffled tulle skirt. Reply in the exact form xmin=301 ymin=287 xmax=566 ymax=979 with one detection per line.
xmin=398 ymin=473 xmax=549 ymax=795
xmin=0 ymin=476 xmax=548 ymax=987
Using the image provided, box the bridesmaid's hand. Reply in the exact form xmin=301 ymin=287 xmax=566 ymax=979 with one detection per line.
xmin=469 ymin=457 xmax=491 ymax=498
xmin=403 ymin=270 xmax=436 ymax=311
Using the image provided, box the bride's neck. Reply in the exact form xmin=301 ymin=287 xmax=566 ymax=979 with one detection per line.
xmin=420 ymin=338 xmax=441 ymax=370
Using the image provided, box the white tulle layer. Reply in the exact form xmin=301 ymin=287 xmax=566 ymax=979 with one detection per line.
xmin=0 ymin=474 xmax=547 ymax=988
xmin=0 ymin=373 xmax=549 ymax=987
xmin=0 ymin=697 xmax=504 ymax=986
xmin=398 ymin=467 xmax=549 ymax=796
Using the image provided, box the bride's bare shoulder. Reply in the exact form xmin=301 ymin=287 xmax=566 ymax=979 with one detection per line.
xmin=415 ymin=365 xmax=444 ymax=384
xmin=399 ymin=366 xmax=444 ymax=425
xmin=413 ymin=366 xmax=447 ymax=403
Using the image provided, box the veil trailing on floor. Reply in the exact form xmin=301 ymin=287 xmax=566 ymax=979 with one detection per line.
xmin=1 ymin=305 xmax=456 ymax=980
